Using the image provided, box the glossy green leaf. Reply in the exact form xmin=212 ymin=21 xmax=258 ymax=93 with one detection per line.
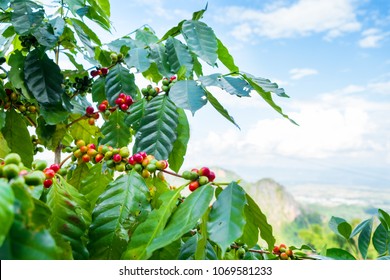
xmin=181 ymin=20 xmax=217 ymax=66
xmin=168 ymin=108 xmax=189 ymax=172
xmin=50 ymin=16 xmax=65 ymax=38
xmin=100 ymin=110 xmax=131 ymax=148
xmin=149 ymin=43 xmax=172 ymax=77
xmin=207 ymin=182 xmax=247 ymax=256
xmin=142 ymin=62 xmax=163 ymax=83
xmin=0 ymin=179 xmax=14 ymax=246
xmin=246 ymin=194 xmax=275 ymax=251
xmin=179 ymin=234 xmax=218 ymax=260
xmin=95 ymin=0 xmax=110 ymax=17
xmin=378 ymin=256 xmax=390 ymax=260
xmin=0 ymin=0 xmax=9 ymax=10
xmin=240 ymin=203 xmax=260 ymax=248
xmin=192 ymin=3 xmax=208 ymax=20
xmin=159 ymin=20 xmax=184 ymax=42
xmin=150 ymin=239 xmax=181 ymax=260
xmin=373 ymin=224 xmax=389 ymax=255
xmin=217 ymin=38 xmax=239 ymax=72
xmin=11 ymin=0 xmax=44 ymax=35
xmin=24 ymin=49 xmax=64 ymax=106
xmin=88 ymin=171 xmax=151 ymax=259
xmin=124 ymin=99 xmax=146 ymax=131
xmin=134 ymin=95 xmax=178 ymax=160
xmin=0 ymin=132 xmax=11 ymax=158
xmin=85 ymin=0 xmax=111 ymax=30
xmin=195 ymin=208 xmax=211 ymax=260
xmin=169 ymin=80 xmax=207 ymax=115
xmin=47 ymin=177 xmax=90 ymax=259
xmin=351 ymin=218 xmax=372 ymax=238
xmin=68 ymin=163 xmax=90 ymax=190
xmin=69 ymin=116 xmax=100 ymax=145
xmin=136 ymin=28 xmax=159 ymax=45
xmin=205 ymin=89 xmax=240 ymax=129
xmin=326 ymin=248 xmax=356 ymax=260
xmin=124 ymin=48 xmax=150 ymax=72
xmin=1 ymin=109 xmax=33 ymax=167
xmin=71 ymin=18 xmax=101 ymax=46
xmin=250 ymin=76 xmax=289 ymax=98
xmin=378 ymin=208 xmax=390 ymax=231
xmin=147 ymin=185 xmax=214 ymax=254
xmin=242 ymin=74 xmax=297 ymax=124
xmin=32 ymin=23 xmax=58 ymax=48
xmin=122 ymin=185 xmax=185 ymax=260
xmin=79 ymin=164 xmax=112 ymax=211
xmin=199 ymin=74 xmax=251 ymax=97
xmin=358 ymin=218 xmax=373 ymax=259
xmin=329 ymin=216 xmax=352 ymax=240
xmin=7 ymin=50 xmax=32 ymax=99
xmin=105 ymin=64 xmax=137 ymax=106
xmin=165 ymin=37 xmax=193 ymax=77
xmin=40 ymin=103 xmax=69 ymax=125
xmin=69 ymin=18 xmax=95 ymax=57
xmin=91 ymin=76 xmax=106 ymax=103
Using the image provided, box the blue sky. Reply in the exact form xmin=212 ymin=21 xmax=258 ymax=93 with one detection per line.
xmin=70 ymin=1 xmax=390 ymax=189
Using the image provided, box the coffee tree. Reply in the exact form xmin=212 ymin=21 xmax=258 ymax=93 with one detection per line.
xmin=0 ymin=0 xmax=388 ymax=260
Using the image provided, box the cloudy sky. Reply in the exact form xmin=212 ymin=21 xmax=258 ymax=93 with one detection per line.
xmin=77 ymin=0 xmax=390 ymax=189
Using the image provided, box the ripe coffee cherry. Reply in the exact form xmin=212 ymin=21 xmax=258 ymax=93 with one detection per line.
xmin=101 ymin=68 xmax=109 ymax=75
xmin=199 ymin=167 xmax=211 ymax=178
xmin=133 ymin=153 xmax=143 ymax=163
xmin=44 ymin=168 xmax=56 ymax=179
xmin=286 ymin=249 xmax=293 ymax=257
xmin=155 ymin=160 xmax=168 ymax=170
xmin=95 ymin=153 xmax=104 ymax=163
xmin=50 ymin=164 xmax=60 ymax=173
xmin=90 ymin=70 xmax=99 ymax=77
xmin=208 ymin=171 xmax=216 ymax=182
xmin=273 ymin=246 xmax=280 ymax=254
xmin=112 ymin=154 xmax=122 ymax=163
xmin=86 ymin=106 xmax=94 ymax=115
xmin=82 ymin=154 xmax=91 ymax=163
xmin=43 ymin=179 xmax=53 ymax=188
xmin=119 ymin=93 xmax=126 ymax=99
xmin=120 ymin=104 xmax=129 ymax=111
xmin=115 ymin=98 xmax=125 ymax=105
xmin=189 ymin=181 xmax=200 ymax=192
xmin=170 ymin=76 xmax=176 ymax=81
xmin=87 ymin=148 xmax=98 ymax=157
xmin=79 ymin=145 xmax=88 ymax=153
xmin=76 ymin=139 xmax=86 ymax=148
xmin=280 ymin=252 xmax=289 ymax=260
xmin=128 ymin=156 xmax=136 ymax=165
xmin=124 ymin=95 xmax=133 ymax=106
xmin=98 ymin=103 xmax=107 ymax=112
xmin=88 ymin=118 xmax=95 ymax=125
xmin=139 ymin=152 xmax=147 ymax=159
xmin=87 ymin=143 xmax=96 ymax=150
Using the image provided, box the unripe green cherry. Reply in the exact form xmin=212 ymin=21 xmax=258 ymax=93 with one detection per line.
xmin=119 ymin=147 xmax=130 ymax=158
xmin=4 ymin=153 xmax=21 ymax=165
xmin=237 ymin=247 xmax=246 ymax=259
xmin=3 ymin=164 xmax=20 ymax=179
xmin=182 ymin=170 xmax=192 ymax=180
xmin=146 ymin=163 xmax=157 ymax=173
xmin=198 ymin=176 xmax=209 ymax=186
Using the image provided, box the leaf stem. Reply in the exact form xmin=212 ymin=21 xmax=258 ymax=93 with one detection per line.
xmin=66 ymin=115 xmax=88 ymax=128
xmin=59 ymin=154 xmax=72 ymax=168
xmin=161 ymin=169 xmax=183 ymax=178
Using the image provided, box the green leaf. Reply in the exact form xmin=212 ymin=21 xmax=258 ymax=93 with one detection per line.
xmin=69 ymin=18 xmax=95 ymax=57
xmin=150 ymin=239 xmax=181 ymax=260
xmin=136 ymin=28 xmax=159 ymax=45
xmin=205 ymin=89 xmax=240 ymax=129
xmin=165 ymin=37 xmax=193 ymax=77
xmin=85 ymin=0 xmax=111 ymax=31
xmin=169 ymin=80 xmax=207 ymax=115
xmin=70 ymin=18 xmax=101 ymax=46
xmin=24 ymin=49 xmax=64 ymax=106
xmin=195 ymin=208 xmax=211 ymax=260
xmin=124 ymin=48 xmax=151 ymax=72
xmin=142 ymin=62 xmax=163 ymax=83
xmin=217 ymin=38 xmax=239 ymax=72
xmin=246 ymin=194 xmax=275 ymax=251
xmin=134 ymin=95 xmax=178 ymax=160
xmin=47 ymin=177 xmax=91 ymax=259
xmin=207 ymin=182 xmax=247 ymax=256
xmin=240 ymin=204 xmax=260 ymax=248
xmin=0 ymin=132 xmax=11 ymax=158
xmin=250 ymin=76 xmax=289 ymax=98
xmin=358 ymin=218 xmax=373 ymax=259
xmin=192 ymin=3 xmax=208 ymax=20
xmin=95 ymin=0 xmax=110 ymax=17
xmin=11 ymin=0 xmax=44 ymax=35
xmin=32 ymin=23 xmax=58 ymax=48
xmin=68 ymin=163 xmax=90 ymax=190
xmin=199 ymin=74 xmax=251 ymax=97
xmin=242 ymin=74 xmax=297 ymax=124
xmin=122 ymin=185 xmax=186 ymax=260
xmin=147 ymin=185 xmax=214 ymax=254
xmin=69 ymin=116 xmax=100 ymax=145
xmin=329 ymin=216 xmax=352 ymax=240
xmin=1 ymin=109 xmax=33 ymax=167
xmin=88 ymin=171 xmax=151 ymax=259
xmin=105 ymin=64 xmax=137 ymax=106
xmin=7 ymin=50 xmax=31 ymax=99
xmin=0 ymin=179 xmax=14 ymax=246
xmin=373 ymin=224 xmax=390 ymax=255
xmin=351 ymin=218 xmax=373 ymax=238
xmin=79 ymin=164 xmax=112 ymax=211
xmin=0 ymin=0 xmax=9 ymax=10
xmin=149 ymin=43 xmax=172 ymax=77
xmin=378 ymin=208 xmax=390 ymax=231
xmin=326 ymin=248 xmax=356 ymax=260
xmin=159 ymin=20 xmax=185 ymax=42
xmin=124 ymin=99 xmax=146 ymax=131
xmin=181 ymin=20 xmax=217 ymax=66
xmin=179 ymin=234 xmax=217 ymax=260
xmin=378 ymin=256 xmax=390 ymax=260
xmin=100 ymin=110 xmax=131 ymax=148
xmin=168 ymin=108 xmax=189 ymax=172
xmin=40 ymin=103 xmax=69 ymax=125
xmin=50 ymin=16 xmax=65 ymax=38
xmin=92 ymin=76 xmax=106 ymax=103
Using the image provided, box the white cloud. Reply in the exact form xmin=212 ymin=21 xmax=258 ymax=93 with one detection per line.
xmin=289 ymin=68 xmax=318 ymax=80
xmin=359 ymin=28 xmax=388 ymax=48
xmin=216 ymin=0 xmax=361 ymax=40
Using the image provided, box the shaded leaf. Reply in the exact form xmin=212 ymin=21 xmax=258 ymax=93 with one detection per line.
xmin=91 ymin=76 xmax=106 ymax=103
xmin=0 ymin=179 xmax=14 ymax=246
xmin=100 ymin=110 xmax=131 ymax=148
xmin=88 ymin=171 xmax=151 ymax=259
xmin=0 ymin=132 xmax=11 ymax=158
xmin=181 ymin=20 xmax=217 ymax=66
xmin=122 ymin=185 xmax=185 ymax=260
xmin=124 ymin=99 xmax=146 ymax=131
xmin=168 ymin=108 xmax=189 ymax=172
xmin=373 ymin=224 xmax=389 ymax=255
xmin=169 ymin=80 xmax=207 ymax=115
xmin=329 ymin=216 xmax=352 ymax=240
xmin=136 ymin=28 xmax=158 ymax=45
xmin=149 ymin=43 xmax=172 ymax=77
xmin=165 ymin=37 xmax=193 ymax=77
xmin=69 ymin=116 xmax=100 ymax=145
xmin=378 ymin=208 xmax=390 ymax=231
xmin=207 ymin=182 xmax=247 ymax=256
xmin=326 ymin=248 xmax=356 ymax=260
xmin=11 ymin=0 xmax=44 ymax=35
xmin=124 ymin=48 xmax=150 ymax=72
xmin=147 ymin=185 xmax=214 ymax=254
xmin=134 ymin=95 xmax=178 ymax=160
xmin=179 ymin=234 xmax=217 ymax=260
xmin=358 ymin=218 xmax=373 ymax=259
xmin=105 ymin=64 xmax=137 ymax=106
xmin=8 ymin=50 xmax=32 ymax=99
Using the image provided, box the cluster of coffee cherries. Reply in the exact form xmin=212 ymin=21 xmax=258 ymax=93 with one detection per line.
xmin=68 ymin=140 xmax=169 ymax=178
xmin=97 ymin=93 xmax=134 ymax=114
xmin=273 ymin=244 xmax=294 ymax=260
xmin=110 ymin=52 xmax=124 ymax=63
xmin=0 ymin=88 xmax=38 ymax=115
xmin=0 ymin=153 xmax=49 ymax=189
xmin=85 ymin=106 xmax=100 ymax=125
xmin=40 ymin=163 xmax=63 ymax=189
xmin=19 ymin=34 xmax=38 ymax=50
xmin=90 ymin=67 xmax=109 ymax=78
xmin=161 ymin=76 xmax=177 ymax=93
xmin=181 ymin=167 xmax=216 ymax=192
xmin=141 ymin=85 xmax=161 ymax=101
xmin=226 ymin=241 xmax=249 ymax=259
xmin=31 ymin=135 xmax=44 ymax=154
xmin=63 ymin=76 xmax=92 ymax=97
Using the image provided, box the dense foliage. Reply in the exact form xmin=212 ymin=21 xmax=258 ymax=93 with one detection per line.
xmin=0 ymin=0 xmax=388 ymax=260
